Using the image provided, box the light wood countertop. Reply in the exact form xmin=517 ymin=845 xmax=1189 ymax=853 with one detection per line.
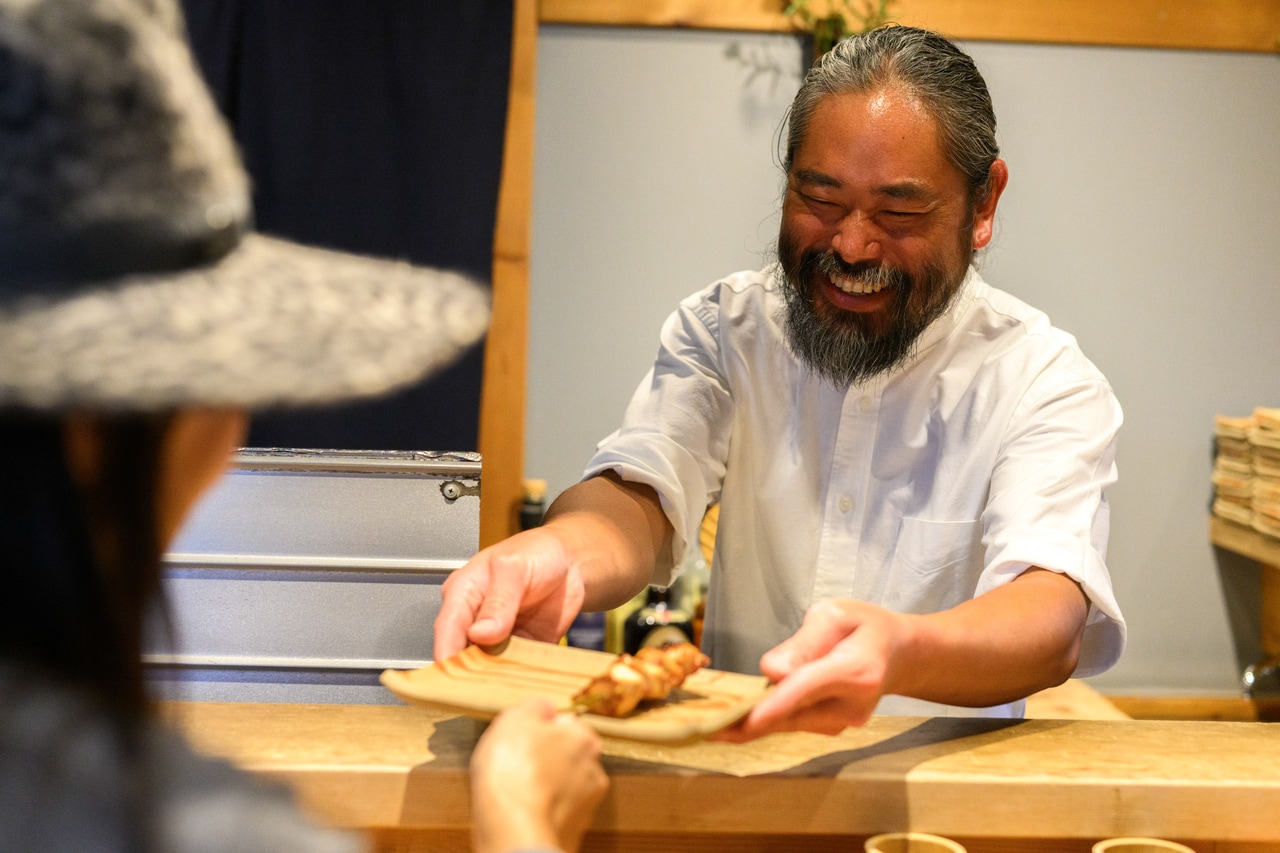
xmin=164 ymin=700 xmax=1280 ymax=851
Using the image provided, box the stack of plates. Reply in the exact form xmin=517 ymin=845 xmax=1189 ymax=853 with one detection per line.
xmin=1212 ymin=413 xmax=1255 ymax=526
xmin=1250 ymin=407 xmax=1280 ymax=539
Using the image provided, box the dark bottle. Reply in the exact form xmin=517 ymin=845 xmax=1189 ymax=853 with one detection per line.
xmin=565 ymin=609 xmax=607 ymax=651
xmin=519 ymin=479 xmax=546 ymax=531
xmin=623 ymin=585 xmax=694 ymax=654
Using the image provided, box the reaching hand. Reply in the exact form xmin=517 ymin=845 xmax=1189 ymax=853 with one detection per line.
xmin=470 ymin=699 xmax=609 ymax=853
xmin=434 ymin=527 xmax=587 ymax=661
xmin=716 ymin=568 xmax=1091 ymax=742
xmin=715 ymin=598 xmax=909 ymax=742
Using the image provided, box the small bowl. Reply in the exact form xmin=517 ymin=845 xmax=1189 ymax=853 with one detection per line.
xmin=864 ymin=832 xmax=967 ymax=853
xmin=1092 ymin=839 xmax=1198 ymax=853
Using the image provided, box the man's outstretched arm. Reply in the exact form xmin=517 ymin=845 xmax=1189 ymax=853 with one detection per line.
xmin=719 ymin=567 xmax=1089 ymax=740
xmin=433 ymin=471 xmax=672 ymax=661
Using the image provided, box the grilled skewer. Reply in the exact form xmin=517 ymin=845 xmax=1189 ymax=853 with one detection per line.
xmin=572 ymin=642 xmax=710 ymax=717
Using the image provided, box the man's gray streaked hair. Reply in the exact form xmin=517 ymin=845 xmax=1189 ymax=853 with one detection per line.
xmin=782 ymin=25 xmax=1000 ymax=208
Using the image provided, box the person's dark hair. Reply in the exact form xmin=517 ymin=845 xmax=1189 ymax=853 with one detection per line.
xmin=0 ymin=414 xmax=173 ymax=721
xmin=782 ymin=24 xmax=1000 ymax=209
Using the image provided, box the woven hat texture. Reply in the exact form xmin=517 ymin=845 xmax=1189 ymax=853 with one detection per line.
xmin=0 ymin=0 xmax=490 ymax=412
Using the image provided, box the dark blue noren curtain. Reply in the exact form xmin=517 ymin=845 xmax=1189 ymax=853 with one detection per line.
xmin=180 ymin=0 xmax=513 ymax=452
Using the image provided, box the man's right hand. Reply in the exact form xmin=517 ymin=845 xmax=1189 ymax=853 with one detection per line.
xmin=434 ymin=473 xmax=672 ymax=661
xmin=433 ymin=526 xmax=586 ymax=661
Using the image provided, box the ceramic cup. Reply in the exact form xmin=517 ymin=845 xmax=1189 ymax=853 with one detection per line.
xmin=1092 ymin=839 xmax=1197 ymax=853
xmin=864 ymin=832 xmax=967 ymax=853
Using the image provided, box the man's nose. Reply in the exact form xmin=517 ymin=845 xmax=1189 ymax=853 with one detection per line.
xmin=831 ymin=213 xmax=882 ymax=264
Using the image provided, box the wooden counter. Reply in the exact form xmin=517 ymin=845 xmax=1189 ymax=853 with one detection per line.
xmin=165 ymin=700 xmax=1280 ymax=853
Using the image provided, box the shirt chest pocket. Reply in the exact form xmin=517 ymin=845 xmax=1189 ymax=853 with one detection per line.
xmin=881 ymin=517 xmax=984 ymax=615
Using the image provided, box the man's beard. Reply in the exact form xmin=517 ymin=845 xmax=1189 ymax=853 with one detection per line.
xmin=776 ymin=232 xmax=970 ymax=388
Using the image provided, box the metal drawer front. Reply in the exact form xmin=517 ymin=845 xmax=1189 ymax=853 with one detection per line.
xmin=146 ymin=449 xmax=479 ymax=704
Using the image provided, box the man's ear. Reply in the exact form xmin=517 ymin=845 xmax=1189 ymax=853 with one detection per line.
xmin=972 ymin=158 xmax=1009 ymax=250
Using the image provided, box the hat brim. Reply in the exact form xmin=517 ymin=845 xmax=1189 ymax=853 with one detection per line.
xmin=0 ymin=234 xmax=490 ymax=412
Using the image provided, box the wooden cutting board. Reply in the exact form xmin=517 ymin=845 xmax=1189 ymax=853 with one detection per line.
xmin=380 ymin=636 xmax=771 ymax=744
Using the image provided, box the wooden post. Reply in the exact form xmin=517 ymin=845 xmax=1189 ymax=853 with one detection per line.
xmin=479 ymin=0 xmax=538 ymax=548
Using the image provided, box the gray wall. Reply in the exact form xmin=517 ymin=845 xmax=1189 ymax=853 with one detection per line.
xmin=527 ymin=25 xmax=1280 ymax=695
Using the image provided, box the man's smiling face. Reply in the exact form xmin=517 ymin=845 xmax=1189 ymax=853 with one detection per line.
xmin=777 ymin=86 xmax=999 ymax=386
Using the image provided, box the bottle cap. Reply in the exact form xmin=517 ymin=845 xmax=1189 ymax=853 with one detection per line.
xmin=522 ymin=478 xmax=547 ymax=503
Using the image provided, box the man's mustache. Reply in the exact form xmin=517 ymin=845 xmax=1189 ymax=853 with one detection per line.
xmin=807 ymin=252 xmax=911 ymax=291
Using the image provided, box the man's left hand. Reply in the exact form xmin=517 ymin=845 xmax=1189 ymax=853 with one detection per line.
xmin=714 ymin=567 xmax=1089 ymax=743
xmin=714 ymin=598 xmax=909 ymax=742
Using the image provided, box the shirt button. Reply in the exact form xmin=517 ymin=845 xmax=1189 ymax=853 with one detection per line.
xmin=838 ymin=496 xmax=853 ymax=513
xmin=859 ymin=396 xmax=873 ymax=412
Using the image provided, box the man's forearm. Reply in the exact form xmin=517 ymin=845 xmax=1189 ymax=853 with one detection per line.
xmin=888 ymin=567 xmax=1090 ymax=707
xmin=542 ymin=472 xmax=673 ymax=612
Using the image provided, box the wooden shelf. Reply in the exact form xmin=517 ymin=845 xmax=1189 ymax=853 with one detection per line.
xmin=1211 ymin=515 xmax=1280 ymax=568
xmin=539 ymin=0 xmax=1280 ymax=54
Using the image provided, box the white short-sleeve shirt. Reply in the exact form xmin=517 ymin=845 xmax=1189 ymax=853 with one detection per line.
xmin=584 ymin=266 xmax=1125 ymax=718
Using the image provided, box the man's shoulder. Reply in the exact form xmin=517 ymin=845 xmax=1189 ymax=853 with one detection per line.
xmin=676 ymin=266 xmax=782 ymax=330
xmin=966 ymin=275 xmax=1050 ymax=328
xmin=962 ymin=275 xmax=1110 ymax=386
xmin=685 ymin=266 xmax=778 ymax=304
xmin=966 ymin=276 xmax=1080 ymax=349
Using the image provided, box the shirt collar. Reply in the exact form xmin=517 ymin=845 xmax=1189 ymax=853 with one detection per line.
xmin=910 ymin=264 xmax=979 ymax=359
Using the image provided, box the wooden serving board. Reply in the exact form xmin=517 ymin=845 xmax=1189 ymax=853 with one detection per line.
xmin=380 ymin=636 xmax=771 ymax=743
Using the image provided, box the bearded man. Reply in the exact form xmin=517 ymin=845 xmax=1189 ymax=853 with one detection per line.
xmin=435 ymin=25 xmax=1125 ymax=737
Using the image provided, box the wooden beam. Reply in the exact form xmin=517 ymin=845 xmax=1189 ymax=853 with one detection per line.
xmin=541 ymin=0 xmax=790 ymax=33
xmin=540 ymin=0 xmax=1280 ymax=53
xmin=479 ymin=0 xmax=538 ymax=548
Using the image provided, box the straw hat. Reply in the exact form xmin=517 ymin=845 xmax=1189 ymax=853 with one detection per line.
xmin=0 ymin=0 xmax=490 ymax=412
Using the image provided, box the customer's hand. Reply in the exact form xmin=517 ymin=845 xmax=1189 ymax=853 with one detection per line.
xmin=470 ymin=699 xmax=608 ymax=853
xmin=434 ymin=527 xmax=586 ymax=661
